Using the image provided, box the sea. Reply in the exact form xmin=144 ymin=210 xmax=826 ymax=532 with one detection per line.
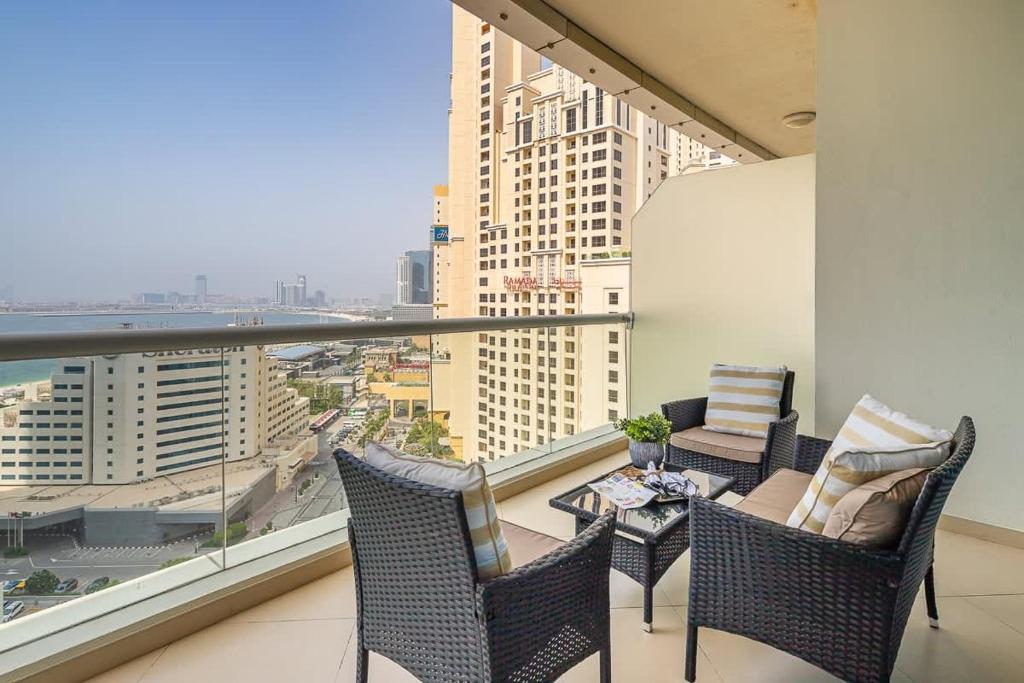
xmin=0 ymin=311 xmax=337 ymax=388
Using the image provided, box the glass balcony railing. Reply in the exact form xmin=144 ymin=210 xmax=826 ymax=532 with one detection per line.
xmin=0 ymin=312 xmax=628 ymax=651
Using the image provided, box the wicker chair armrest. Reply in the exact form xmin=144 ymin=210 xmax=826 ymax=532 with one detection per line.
xmin=764 ymin=410 xmax=799 ymax=475
xmin=476 ymin=512 xmax=615 ymax=678
xmin=795 ymin=434 xmax=833 ymax=474
xmin=688 ymin=497 xmax=903 ymax=644
xmin=661 ymin=397 xmax=708 ymax=433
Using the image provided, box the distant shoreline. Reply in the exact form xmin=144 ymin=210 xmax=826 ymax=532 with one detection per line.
xmin=0 ymin=308 xmax=365 ymax=320
xmin=0 ymin=309 xmax=365 ymax=390
xmin=33 ymin=310 xmax=216 ymax=317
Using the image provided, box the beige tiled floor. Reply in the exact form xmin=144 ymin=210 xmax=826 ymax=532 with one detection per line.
xmin=88 ymin=452 xmax=1024 ymax=683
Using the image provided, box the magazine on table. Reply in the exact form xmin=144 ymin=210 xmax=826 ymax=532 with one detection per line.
xmin=588 ymin=465 xmax=700 ymax=509
xmin=587 ymin=472 xmax=658 ymax=509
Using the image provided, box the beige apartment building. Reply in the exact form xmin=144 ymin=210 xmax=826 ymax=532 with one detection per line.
xmin=0 ymin=348 xmax=308 ymax=485
xmin=433 ymin=8 xmax=725 ymax=463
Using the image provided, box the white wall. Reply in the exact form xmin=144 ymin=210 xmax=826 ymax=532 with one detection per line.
xmin=816 ymin=1 xmax=1024 ymax=531
xmin=630 ymin=156 xmax=816 ymax=429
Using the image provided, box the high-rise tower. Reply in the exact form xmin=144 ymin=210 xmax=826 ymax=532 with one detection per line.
xmin=195 ymin=274 xmax=207 ymax=304
xmin=440 ymin=8 xmax=723 ymax=463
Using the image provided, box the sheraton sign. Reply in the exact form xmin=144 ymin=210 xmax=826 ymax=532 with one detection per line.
xmin=503 ymin=275 xmax=581 ymax=291
xmin=141 ymin=346 xmax=248 ymax=358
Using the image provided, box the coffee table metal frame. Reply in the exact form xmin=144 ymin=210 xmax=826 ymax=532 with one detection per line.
xmin=549 ymin=465 xmax=734 ymax=632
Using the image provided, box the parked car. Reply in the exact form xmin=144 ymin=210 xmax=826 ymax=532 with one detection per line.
xmin=2 ymin=600 xmax=24 ymax=623
xmin=55 ymin=577 xmax=78 ymax=594
xmin=84 ymin=577 xmax=110 ymax=594
xmin=1 ymin=579 xmax=21 ymax=593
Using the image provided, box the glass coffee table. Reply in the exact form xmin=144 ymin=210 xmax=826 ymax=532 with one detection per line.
xmin=549 ymin=465 xmax=734 ymax=632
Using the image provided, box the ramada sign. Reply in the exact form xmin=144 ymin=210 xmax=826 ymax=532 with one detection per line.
xmin=503 ymin=275 xmax=581 ymax=292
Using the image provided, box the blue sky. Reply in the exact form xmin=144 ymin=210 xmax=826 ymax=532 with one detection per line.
xmin=0 ymin=0 xmax=453 ymax=302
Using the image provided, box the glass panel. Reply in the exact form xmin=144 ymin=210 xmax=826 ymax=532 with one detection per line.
xmin=0 ymin=339 xmax=229 ymax=625
xmin=224 ymin=329 xmax=438 ymax=566
xmin=430 ymin=324 xmax=624 ymax=474
xmin=0 ymin=317 xmax=625 ymax=629
xmin=225 ymin=334 xmax=363 ymax=563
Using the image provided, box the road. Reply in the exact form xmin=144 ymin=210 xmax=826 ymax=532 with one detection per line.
xmin=247 ymin=429 xmax=349 ymax=532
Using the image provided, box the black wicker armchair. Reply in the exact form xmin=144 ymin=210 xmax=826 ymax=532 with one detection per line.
xmin=661 ymin=370 xmax=798 ymax=494
xmin=336 ymin=451 xmax=616 ymax=683
xmin=684 ymin=416 xmax=976 ymax=683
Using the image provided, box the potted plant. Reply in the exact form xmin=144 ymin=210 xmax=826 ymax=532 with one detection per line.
xmin=615 ymin=413 xmax=672 ymax=468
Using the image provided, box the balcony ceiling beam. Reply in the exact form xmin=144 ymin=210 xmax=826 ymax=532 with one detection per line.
xmin=455 ymin=0 xmax=816 ymax=163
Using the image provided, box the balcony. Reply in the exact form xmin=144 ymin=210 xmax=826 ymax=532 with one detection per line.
xmin=0 ymin=309 xmax=1020 ymax=683
xmin=4 ymin=0 xmax=1024 ymax=681
xmin=75 ymin=457 xmax=1024 ymax=683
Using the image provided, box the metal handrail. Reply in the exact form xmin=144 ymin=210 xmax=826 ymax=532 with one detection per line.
xmin=0 ymin=313 xmax=633 ymax=362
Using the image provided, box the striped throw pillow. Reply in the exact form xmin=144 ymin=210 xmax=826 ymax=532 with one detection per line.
xmin=703 ymin=363 xmax=788 ymax=438
xmin=786 ymin=395 xmax=953 ymax=533
xmin=366 ymin=443 xmax=511 ymax=580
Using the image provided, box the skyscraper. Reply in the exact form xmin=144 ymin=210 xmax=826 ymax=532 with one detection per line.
xmin=296 ymin=275 xmax=307 ymax=307
xmin=195 ymin=274 xmax=207 ymax=304
xmin=438 ymin=8 xmax=722 ymax=463
xmin=395 ymin=255 xmax=411 ymax=305
xmin=407 ymin=250 xmax=432 ymax=304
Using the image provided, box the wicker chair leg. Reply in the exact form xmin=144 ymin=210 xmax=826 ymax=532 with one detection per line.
xmin=925 ymin=564 xmax=940 ymax=628
xmin=599 ymin=644 xmax=611 ymax=683
xmin=684 ymin=623 xmax=698 ymax=682
xmin=355 ymin=642 xmax=369 ymax=683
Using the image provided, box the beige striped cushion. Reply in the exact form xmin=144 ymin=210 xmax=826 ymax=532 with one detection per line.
xmin=366 ymin=443 xmax=511 ymax=580
xmin=786 ymin=395 xmax=952 ymax=533
xmin=703 ymin=363 xmax=787 ymax=438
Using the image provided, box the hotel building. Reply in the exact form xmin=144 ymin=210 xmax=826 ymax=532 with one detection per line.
xmin=0 ymin=348 xmax=308 ymax=485
xmin=434 ymin=8 xmax=727 ymax=463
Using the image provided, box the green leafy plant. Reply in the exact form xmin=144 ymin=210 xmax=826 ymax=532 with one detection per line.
xmin=615 ymin=413 xmax=672 ymax=445
xmin=405 ymin=417 xmax=455 ymax=459
xmin=2 ymin=546 xmax=29 ymax=558
xmin=26 ymin=569 xmax=60 ymax=594
xmin=287 ymin=379 xmax=344 ymax=414
xmin=357 ymin=409 xmax=390 ymax=448
xmin=201 ymin=521 xmax=249 ymax=548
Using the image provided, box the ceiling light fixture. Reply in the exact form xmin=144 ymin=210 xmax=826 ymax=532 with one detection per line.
xmin=782 ymin=111 xmax=816 ymax=128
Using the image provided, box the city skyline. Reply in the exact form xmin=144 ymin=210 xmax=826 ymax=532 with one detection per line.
xmin=0 ymin=0 xmax=453 ymax=302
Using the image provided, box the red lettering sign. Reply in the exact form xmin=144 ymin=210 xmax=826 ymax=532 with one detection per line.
xmin=503 ymin=275 xmax=581 ymax=291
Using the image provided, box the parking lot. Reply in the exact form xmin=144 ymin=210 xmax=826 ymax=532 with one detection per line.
xmin=64 ymin=545 xmax=185 ymax=561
